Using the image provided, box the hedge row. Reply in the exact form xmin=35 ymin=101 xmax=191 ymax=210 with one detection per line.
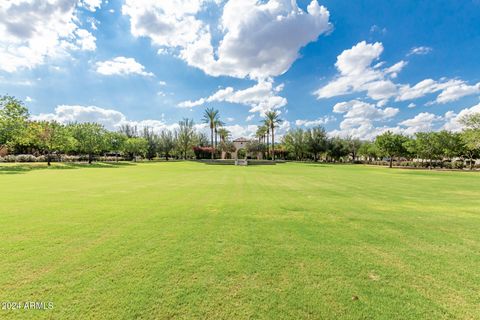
xmin=366 ymin=160 xmax=480 ymax=169
xmin=0 ymin=155 xmax=126 ymax=163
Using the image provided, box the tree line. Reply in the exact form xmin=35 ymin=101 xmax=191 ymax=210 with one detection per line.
xmin=1 ymin=95 xmax=479 ymax=168
xmin=0 ymin=95 xmax=285 ymax=164
xmin=0 ymin=95 xmax=214 ymax=164
xmin=280 ymin=116 xmax=480 ymax=169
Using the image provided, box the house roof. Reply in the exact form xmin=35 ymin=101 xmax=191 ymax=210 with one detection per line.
xmin=233 ymin=137 xmax=250 ymax=142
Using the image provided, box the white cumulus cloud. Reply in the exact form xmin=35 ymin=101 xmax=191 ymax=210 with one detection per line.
xmin=123 ymin=0 xmax=331 ymax=79
xmin=314 ymin=41 xmax=403 ymax=105
xmin=0 ymin=0 xmax=97 ymax=72
xmin=408 ymin=46 xmax=433 ymax=56
xmin=31 ymin=105 xmax=178 ymax=133
xmin=80 ymin=0 xmax=103 ymax=12
xmin=399 ymin=112 xmax=443 ymax=134
xmin=178 ymin=79 xmax=287 ymax=115
xmin=442 ymin=102 xmax=480 ymax=132
xmin=95 ymin=57 xmax=154 ymax=77
xmin=316 ymin=41 xmax=480 ymax=106
xmin=329 ymin=99 xmax=399 ymax=139
xmin=295 ymin=116 xmax=335 ymax=127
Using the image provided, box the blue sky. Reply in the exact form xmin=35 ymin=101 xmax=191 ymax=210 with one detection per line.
xmin=1 ymin=0 xmax=480 ymax=139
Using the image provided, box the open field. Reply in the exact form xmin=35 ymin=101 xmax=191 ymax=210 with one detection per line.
xmin=1 ymin=162 xmax=479 ymax=319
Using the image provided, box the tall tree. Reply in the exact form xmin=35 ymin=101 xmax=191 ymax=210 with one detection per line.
xmin=217 ymin=128 xmax=230 ymax=142
xmin=158 ymin=130 xmax=175 ymax=161
xmin=0 ymin=95 xmax=29 ymax=151
xmin=459 ymin=114 xmax=480 ymax=169
xmin=214 ymin=118 xmax=225 ymax=148
xmin=345 ymin=136 xmax=362 ymax=162
xmin=264 ymin=111 xmax=282 ymax=160
xmin=202 ymin=108 xmax=219 ymax=159
xmin=305 ymin=127 xmax=328 ymax=162
xmin=255 ymin=126 xmax=267 ymax=143
xmin=119 ymin=124 xmax=138 ymax=138
xmin=437 ymin=130 xmax=463 ymax=161
xmin=196 ymin=132 xmax=210 ymax=147
xmin=460 ymin=113 xmax=480 ymax=130
xmin=375 ymin=131 xmax=408 ymax=168
xmin=176 ymin=118 xmax=196 ymax=159
xmin=142 ymin=127 xmax=159 ymax=160
xmin=283 ymin=128 xmax=306 ymax=160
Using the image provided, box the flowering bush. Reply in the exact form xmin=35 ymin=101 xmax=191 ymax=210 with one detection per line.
xmin=15 ymin=154 xmax=37 ymax=162
xmin=193 ymin=146 xmax=215 ymax=159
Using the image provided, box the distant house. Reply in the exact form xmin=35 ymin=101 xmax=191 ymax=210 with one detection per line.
xmin=222 ymin=137 xmax=263 ymax=160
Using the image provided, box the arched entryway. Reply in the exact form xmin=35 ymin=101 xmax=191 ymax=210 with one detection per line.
xmin=236 ymin=148 xmax=246 ymax=159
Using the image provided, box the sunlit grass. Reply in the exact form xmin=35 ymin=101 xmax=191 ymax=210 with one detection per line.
xmin=1 ymin=162 xmax=479 ymax=319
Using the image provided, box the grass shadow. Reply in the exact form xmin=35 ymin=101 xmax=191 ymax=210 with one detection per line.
xmin=0 ymin=161 xmax=136 ymax=175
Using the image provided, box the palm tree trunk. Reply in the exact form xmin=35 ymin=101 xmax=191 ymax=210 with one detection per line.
xmin=266 ymin=132 xmax=270 ymax=159
xmin=271 ymin=127 xmax=275 ymax=161
xmin=211 ymin=128 xmax=214 ymax=159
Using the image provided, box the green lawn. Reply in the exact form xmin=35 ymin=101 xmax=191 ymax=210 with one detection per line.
xmin=1 ymin=162 xmax=479 ymax=319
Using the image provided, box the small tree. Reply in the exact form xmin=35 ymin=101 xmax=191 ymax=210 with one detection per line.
xmin=375 ymin=131 xmax=408 ymax=168
xmin=412 ymin=132 xmax=443 ymax=169
xmin=36 ymin=121 xmax=75 ymax=165
xmin=461 ymin=130 xmax=480 ymax=169
xmin=70 ymin=122 xmax=107 ymax=164
xmin=105 ymin=131 xmax=127 ymax=162
xmin=437 ymin=130 xmax=463 ymax=162
xmin=123 ymin=137 xmax=148 ymax=161
xmin=327 ymin=137 xmax=349 ymax=162
xmin=358 ymin=141 xmax=379 ymax=162
xmin=460 ymin=113 xmax=480 ymax=169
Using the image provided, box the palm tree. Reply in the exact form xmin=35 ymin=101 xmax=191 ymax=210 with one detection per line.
xmin=261 ymin=121 xmax=270 ymax=159
xmin=255 ymin=126 xmax=266 ymax=143
xmin=214 ymin=118 xmax=225 ymax=148
xmin=217 ymin=128 xmax=230 ymax=142
xmin=202 ymin=107 xmax=219 ymax=159
xmin=265 ymin=111 xmax=282 ymax=160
